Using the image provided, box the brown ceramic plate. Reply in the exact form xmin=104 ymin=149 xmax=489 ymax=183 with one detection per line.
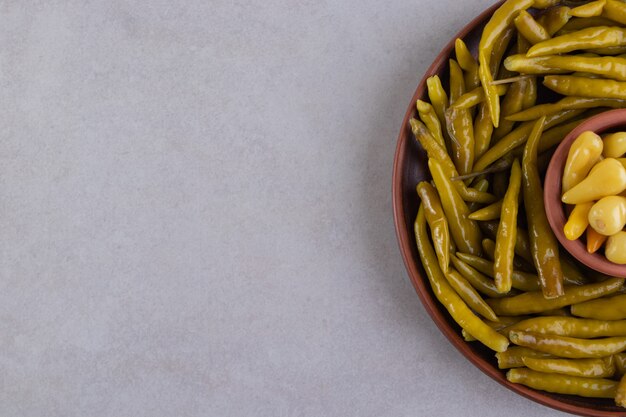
xmin=392 ymin=3 xmax=625 ymax=416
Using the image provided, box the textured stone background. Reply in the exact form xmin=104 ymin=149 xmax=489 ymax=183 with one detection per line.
xmin=0 ymin=1 xmax=565 ymax=416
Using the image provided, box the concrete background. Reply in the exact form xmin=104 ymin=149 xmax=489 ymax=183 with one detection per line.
xmin=0 ymin=1 xmax=566 ymax=416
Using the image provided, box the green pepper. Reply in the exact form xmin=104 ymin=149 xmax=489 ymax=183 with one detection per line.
xmin=455 ymin=38 xmax=480 ymax=91
xmin=522 ymin=116 xmax=564 ymax=299
xmin=445 ymin=106 xmax=475 ymax=175
xmin=491 ymin=27 xmax=516 ymax=79
xmin=572 ymin=293 xmax=626 ymax=320
xmin=478 ymin=0 xmax=534 ymax=127
xmin=426 ymin=75 xmax=449 ymax=129
xmin=417 ymin=182 xmax=450 ymax=272
xmin=492 ymin=79 xmax=532 ymax=142
xmin=415 ymin=206 xmax=509 ymax=352
xmin=416 ymin=100 xmax=446 ymax=148
xmin=456 ymin=251 xmax=538 ymax=292
xmin=468 ymin=200 xmax=503 ymax=221
xmin=570 ymin=0 xmax=606 ymax=18
xmin=617 ymin=372 xmax=626 ymax=408
xmin=410 ymin=118 xmax=497 ymax=203
xmin=544 ymin=74 xmax=626 ymax=99
xmin=486 ymin=277 xmax=625 ymax=315
xmin=473 ymin=109 xmax=585 ymax=172
xmin=507 ymin=368 xmax=618 ymax=398
xmin=450 ymin=254 xmax=505 ymax=298
xmin=509 ymin=330 xmax=626 ymax=358
xmin=467 ymin=178 xmax=490 ymax=213
xmin=522 ymin=356 xmax=615 ymax=378
xmin=479 ymin=221 xmax=533 ymax=263
xmin=451 ymin=85 xmax=508 ymax=110
xmin=494 ymin=159 xmax=522 ymax=294
xmin=505 ymin=316 xmax=626 ymax=339
xmin=505 ymin=53 xmax=626 ymax=81
xmin=603 ymin=0 xmax=626 ymax=25
xmin=514 ymin=10 xmax=549 ymax=45
xmin=527 ymin=26 xmax=626 ymax=58
xmin=558 ymin=16 xmax=617 ymax=35
xmin=538 ymin=6 xmax=572 ymax=36
xmin=445 ymin=269 xmax=499 ymax=322
xmin=496 ymin=346 xmax=555 ymax=369
xmin=615 ymin=353 xmax=626 ymax=377
xmin=506 ymin=96 xmax=626 ymax=122
xmin=429 ymin=158 xmax=482 ymax=255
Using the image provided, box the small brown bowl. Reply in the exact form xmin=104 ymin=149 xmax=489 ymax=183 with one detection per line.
xmin=545 ymin=109 xmax=626 ymax=278
xmin=393 ymin=3 xmax=626 ymax=416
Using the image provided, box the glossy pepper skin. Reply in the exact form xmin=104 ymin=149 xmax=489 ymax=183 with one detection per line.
xmin=446 ymin=107 xmax=475 ymax=176
xmin=617 ymin=373 xmax=626 ymax=408
xmin=587 ymin=227 xmax=608 ymax=253
xmin=417 ymin=182 xmax=450 ymax=273
xmin=522 ymin=356 xmax=615 ymax=378
xmin=416 ymin=100 xmax=446 ymax=148
xmin=563 ymin=131 xmax=604 ymax=193
xmin=455 ymin=38 xmax=480 ymax=91
xmin=444 ymin=269 xmax=498 ymax=322
xmin=603 ymin=131 xmax=626 ymax=157
xmin=414 ymin=206 xmax=509 ymax=352
xmin=486 ymin=277 xmax=625 ymax=315
xmin=506 ymin=368 xmax=618 ymax=398
xmin=450 ymin=254 xmax=504 ymax=298
xmin=538 ymin=6 xmax=571 ymax=36
xmin=468 ymin=200 xmax=502 ymax=221
xmin=479 ymin=221 xmax=532 ymax=263
xmin=562 ymin=158 xmax=626 ymax=204
xmin=564 ymin=202 xmax=593 ymax=240
xmin=570 ymin=0 xmax=606 ymax=18
xmin=478 ymin=0 xmax=534 ymax=127
xmin=494 ymin=159 xmax=522 ymax=293
xmin=523 ymin=117 xmax=564 ymax=299
xmin=456 ymin=252 xmax=584 ymax=292
xmin=410 ymin=118 xmax=496 ymax=204
xmin=514 ymin=10 xmax=549 ymax=45
xmin=545 ymin=74 xmax=626 ymax=99
xmin=473 ymin=108 xmax=585 ymax=172
xmin=496 ymin=346 xmax=555 ymax=369
xmin=603 ymin=0 xmax=626 ymax=25
xmin=447 ymin=60 xmax=475 ymax=176
xmin=426 ymin=75 xmax=449 ymax=131
xmin=493 ymin=78 xmax=532 ymax=142
xmin=452 ymin=85 xmax=508 ymax=110
xmin=606 ymin=231 xmax=626 ymax=264
xmin=428 ymin=158 xmax=483 ymax=256
xmin=509 ymin=330 xmax=626 ymax=358
xmin=506 ymin=97 xmax=626 ymax=122
xmin=505 ymin=316 xmax=626 ymax=338
xmin=506 ymin=53 xmax=626 ymax=81
xmin=528 ymin=26 xmax=626 ymax=58
xmin=572 ymin=293 xmax=626 ymax=321
xmin=588 ymin=196 xmax=626 ymax=236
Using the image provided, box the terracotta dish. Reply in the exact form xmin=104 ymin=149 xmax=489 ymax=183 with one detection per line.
xmin=392 ymin=3 xmax=626 ymax=416
xmin=545 ymin=109 xmax=626 ymax=278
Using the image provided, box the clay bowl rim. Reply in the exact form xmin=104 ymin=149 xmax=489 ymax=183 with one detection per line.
xmin=392 ymin=3 xmax=625 ymax=416
xmin=545 ymin=108 xmax=626 ymax=278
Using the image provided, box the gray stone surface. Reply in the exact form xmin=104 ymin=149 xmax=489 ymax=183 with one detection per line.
xmin=0 ymin=1 xmax=567 ymax=416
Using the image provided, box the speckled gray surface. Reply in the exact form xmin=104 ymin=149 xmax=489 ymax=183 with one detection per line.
xmin=0 ymin=1 xmax=569 ymax=416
